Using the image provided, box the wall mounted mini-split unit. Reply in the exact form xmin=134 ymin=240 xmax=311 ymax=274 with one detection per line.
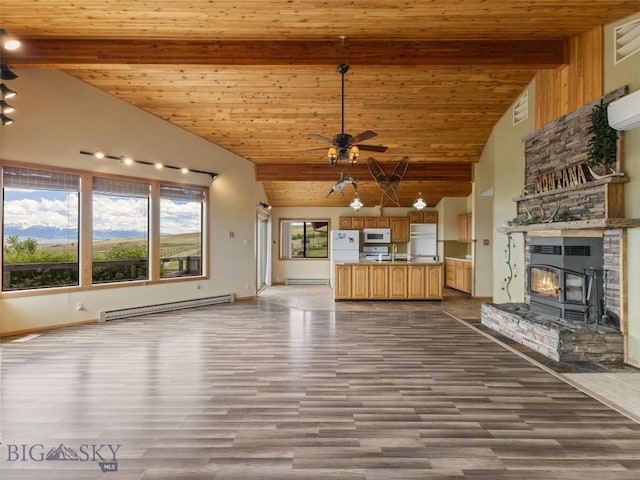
xmin=608 ymin=89 xmax=640 ymax=131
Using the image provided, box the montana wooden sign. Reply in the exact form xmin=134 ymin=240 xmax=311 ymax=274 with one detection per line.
xmin=534 ymin=163 xmax=588 ymax=194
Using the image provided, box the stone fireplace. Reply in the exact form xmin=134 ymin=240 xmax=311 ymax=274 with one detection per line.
xmin=481 ymin=87 xmax=640 ymax=363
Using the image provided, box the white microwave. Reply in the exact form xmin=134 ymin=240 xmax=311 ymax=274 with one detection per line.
xmin=363 ymin=228 xmax=391 ymax=243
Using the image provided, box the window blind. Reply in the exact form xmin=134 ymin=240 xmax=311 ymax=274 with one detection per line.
xmin=93 ymin=177 xmax=150 ymax=197
xmin=160 ymin=185 xmax=205 ymax=202
xmin=2 ymin=166 xmax=80 ymax=191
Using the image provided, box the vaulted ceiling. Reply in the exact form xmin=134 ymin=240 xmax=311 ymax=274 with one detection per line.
xmin=2 ymin=1 xmax=639 ymax=207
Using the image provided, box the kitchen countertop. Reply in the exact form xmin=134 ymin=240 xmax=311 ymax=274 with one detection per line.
xmin=445 ymin=256 xmax=472 ymax=262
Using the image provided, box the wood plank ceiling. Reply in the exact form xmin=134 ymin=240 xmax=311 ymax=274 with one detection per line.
xmin=2 ymin=1 xmax=639 ymax=208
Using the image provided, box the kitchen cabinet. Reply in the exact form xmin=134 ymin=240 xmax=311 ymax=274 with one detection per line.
xmin=427 ymin=265 xmax=443 ymax=298
xmin=351 ymin=264 xmax=369 ymax=299
xmin=364 ymin=217 xmax=390 ymax=228
xmin=445 ymin=257 xmax=472 ymax=294
xmin=352 ymin=217 xmax=366 ymax=230
xmin=455 ymin=261 xmax=465 ymax=291
xmin=457 ymin=213 xmax=472 ymax=243
xmin=340 ymin=216 xmax=390 ymax=230
xmin=334 ymin=264 xmax=352 ymax=299
xmin=445 ymin=259 xmax=456 ymax=288
xmin=408 ymin=265 xmax=425 ymax=298
xmin=407 ymin=264 xmax=442 ymax=299
xmin=408 ymin=211 xmax=438 ymax=224
xmin=463 ymin=261 xmax=473 ymax=294
xmin=390 ymin=217 xmax=409 ymax=243
xmin=388 ymin=264 xmax=408 ymax=299
xmin=339 ymin=216 xmax=352 ymax=229
xmin=334 ymin=262 xmax=443 ymax=300
xmin=369 ymin=264 xmax=388 ymax=298
xmin=337 ymin=216 xmax=366 ymax=230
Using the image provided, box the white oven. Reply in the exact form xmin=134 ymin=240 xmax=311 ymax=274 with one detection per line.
xmin=363 ymin=228 xmax=391 ymax=244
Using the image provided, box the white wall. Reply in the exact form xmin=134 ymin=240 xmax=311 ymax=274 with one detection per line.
xmin=604 ymin=11 xmax=640 ymax=366
xmin=0 ymin=70 xmax=265 ymax=335
xmin=478 ymin=80 xmax=536 ymax=303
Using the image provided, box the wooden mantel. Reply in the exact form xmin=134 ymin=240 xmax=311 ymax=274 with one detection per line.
xmin=498 ymin=217 xmax=640 ymax=234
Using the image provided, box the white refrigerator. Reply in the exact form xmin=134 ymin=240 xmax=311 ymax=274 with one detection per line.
xmin=330 ymin=229 xmax=360 ymax=287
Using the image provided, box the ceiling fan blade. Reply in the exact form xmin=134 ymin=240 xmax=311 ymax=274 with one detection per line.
xmin=301 ymin=146 xmax=332 ymax=153
xmin=308 ymin=133 xmax=335 ymax=144
xmin=351 ymin=130 xmax=378 ymax=144
xmin=358 ymin=144 xmax=388 ymax=152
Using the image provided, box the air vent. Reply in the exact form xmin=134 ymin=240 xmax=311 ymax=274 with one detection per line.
xmin=615 ymin=18 xmax=640 ymax=64
xmin=513 ymin=91 xmax=529 ymax=125
xmin=564 ymin=245 xmax=591 ymax=256
xmin=530 ymin=245 xmax=562 ymax=255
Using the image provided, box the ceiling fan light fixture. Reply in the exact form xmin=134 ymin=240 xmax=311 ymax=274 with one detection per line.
xmin=348 ymin=146 xmax=359 ymax=165
xmin=350 ymin=193 xmax=363 ymax=211
xmin=413 ymin=192 xmax=427 ymax=210
xmin=327 ymin=147 xmax=338 ymax=166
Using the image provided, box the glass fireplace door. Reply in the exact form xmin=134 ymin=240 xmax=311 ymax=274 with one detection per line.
xmin=564 ymin=270 xmax=585 ymax=303
xmin=529 ymin=266 xmax=560 ymax=299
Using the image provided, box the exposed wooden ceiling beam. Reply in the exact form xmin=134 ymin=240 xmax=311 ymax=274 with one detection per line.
xmin=255 ymin=162 xmax=473 ymax=182
xmin=5 ymin=39 xmax=566 ymax=67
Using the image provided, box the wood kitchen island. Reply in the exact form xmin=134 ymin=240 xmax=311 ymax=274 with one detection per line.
xmin=334 ymin=261 xmax=443 ymax=300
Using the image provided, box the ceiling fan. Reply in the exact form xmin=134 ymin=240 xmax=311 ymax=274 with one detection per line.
xmin=306 ymin=62 xmax=388 ymax=166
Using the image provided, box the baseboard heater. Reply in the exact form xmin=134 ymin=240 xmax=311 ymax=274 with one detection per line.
xmin=99 ymin=294 xmax=235 ymax=322
xmin=285 ymin=278 xmax=329 ymax=285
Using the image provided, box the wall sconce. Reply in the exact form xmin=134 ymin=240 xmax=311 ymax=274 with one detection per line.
xmin=80 ymin=150 xmax=218 ymax=180
xmin=350 ymin=193 xmax=363 ymax=211
xmin=413 ymin=192 xmax=426 ymax=210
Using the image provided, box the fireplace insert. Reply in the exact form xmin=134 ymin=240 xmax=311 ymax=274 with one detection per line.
xmin=528 ymin=264 xmax=596 ymax=321
xmin=527 ymin=236 xmax=606 ymax=324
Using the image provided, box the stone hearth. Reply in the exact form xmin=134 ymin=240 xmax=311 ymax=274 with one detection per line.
xmin=481 ymin=303 xmax=623 ymax=363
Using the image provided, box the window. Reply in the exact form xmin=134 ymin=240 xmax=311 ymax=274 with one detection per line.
xmin=1 ymin=162 xmax=209 ymax=293
xmin=92 ymin=177 xmax=150 ymax=284
xmin=280 ymin=220 xmax=329 ymax=259
xmin=159 ymin=185 xmax=204 ymax=278
xmin=2 ymin=166 xmax=80 ymax=290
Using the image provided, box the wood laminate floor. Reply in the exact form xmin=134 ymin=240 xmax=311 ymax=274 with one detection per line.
xmin=2 ymin=286 xmax=640 ymax=479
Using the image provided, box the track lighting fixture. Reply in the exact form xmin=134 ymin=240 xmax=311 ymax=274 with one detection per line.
xmin=80 ymin=150 xmax=218 ymax=180
xmin=1 ymin=113 xmax=14 ymax=126
xmin=0 ymin=99 xmax=15 ymax=114
xmin=0 ymin=84 xmax=17 ymax=99
xmin=1 ymin=64 xmax=18 ymax=81
xmin=0 ymin=29 xmax=21 ymax=51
